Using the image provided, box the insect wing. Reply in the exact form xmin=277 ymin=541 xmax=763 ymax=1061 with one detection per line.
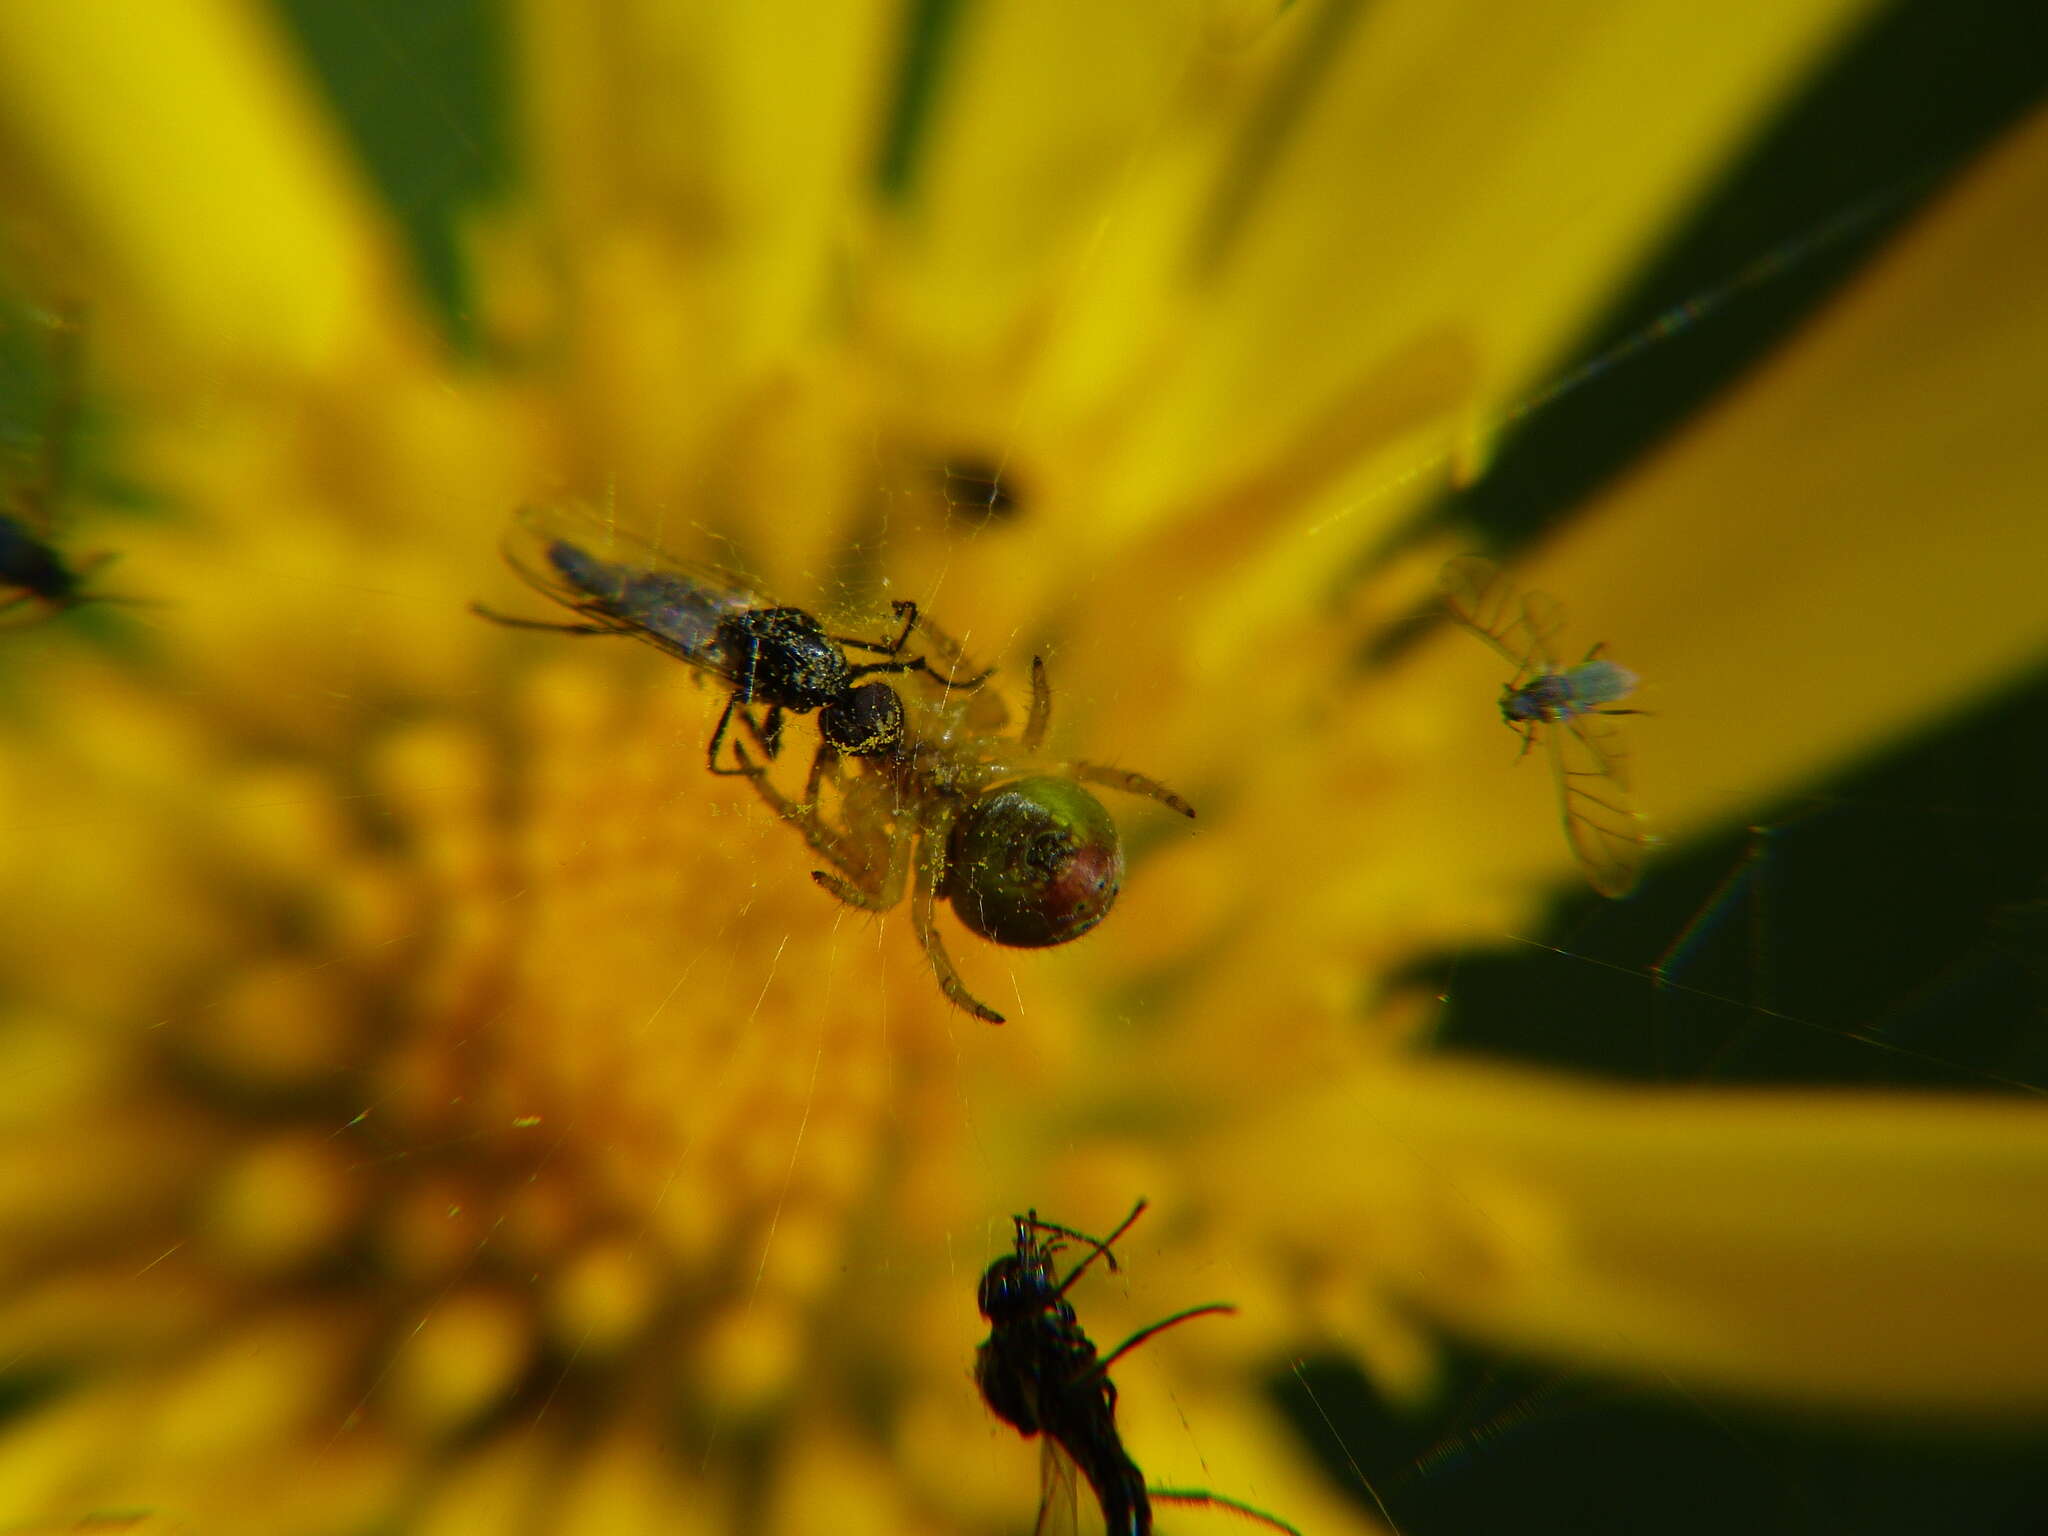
xmin=1034 ymin=1435 xmax=1085 ymax=1536
xmin=501 ymin=501 xmax=765 ymax=670
xmin=1440 ymin=556 xmax=1565 ymax=673
xmin=504 ymin=501 xmax=768 ymax=609
xmin=1547 ymin=709 xmax=1645 ymax=897
xmin=1515 ymin=588 xmax=1568 ymax=672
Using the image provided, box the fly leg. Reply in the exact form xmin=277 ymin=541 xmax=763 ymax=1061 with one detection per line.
xmin=705 ymin=695 xmax=784 ymax=776
xmin=837 ymin=600 xmax=995 ymax=690
xmin=469 ymin=601 xmax=623 ymax=636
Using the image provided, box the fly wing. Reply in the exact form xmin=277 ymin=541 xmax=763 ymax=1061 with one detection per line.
xmin=1035 ymin=1436 xmax=1085 ymax=1536
xmin=498 ymin=501 xmax=767 ymax=673
xmin=1547 ymin=711 xmax=1646 ymax=897
xmin=1515 ymin=589 xmax=1568 ymax=671
xmin=504 ymin=501 xmax=768 ymax=607
xmin=1440 ymin=556 xmax=1565 ymax=673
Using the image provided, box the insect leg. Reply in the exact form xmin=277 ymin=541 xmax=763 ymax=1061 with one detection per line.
xmin=1148 ymin=1489 xmax=1303 ymax=1536
xmin=910 ymin=833 xmax=1004 ymax=1023
xmin=1088 ymin=1303 xmax=1238 ymax=1379
xmin=1038 ymin=1199 xmax=1147 ymax=1292
xmin=469 ymin=602 xmax=622 ymax=636
xmin=841 ymin=603 xmax=997 ymax=690
xmin=832 ymin=599 xmax=921 ymax=657
xmin=703 ymin=694 xmax=759 ymax=777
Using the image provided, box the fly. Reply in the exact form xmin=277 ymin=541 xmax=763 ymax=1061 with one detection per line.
xmin=1440 ymin=555 xmax=1648 ymax=897
xmin=976 ymin=1200 xmax=1300 ymax=1536
xmin=473 ymin=501 xmax=984 ymax=773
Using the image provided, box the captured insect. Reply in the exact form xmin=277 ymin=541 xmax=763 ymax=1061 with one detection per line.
xmin=739 ymin=650 xmax=1193 ymax=1024
xmin=976 ymin=1200 xmax=1300 ymax=1536
xmin=0 ymin=308 xmax=117 ymax=625
xmin=1440 ymin=554 xmax=1647 ymax=896
xmin=473 ymin=501 xmax=988 ymax=774
xmin=474 ymin=501 xmax=1187 ymax=1023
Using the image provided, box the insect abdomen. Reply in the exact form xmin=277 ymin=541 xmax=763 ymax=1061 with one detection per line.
xmin=1566 ymin=658 xmax=1638 ymax=709
xmin=1068 ymin=1430 xmax=1150 ymax=1536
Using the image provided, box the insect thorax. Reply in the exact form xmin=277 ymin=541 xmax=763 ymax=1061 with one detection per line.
xmin=716 ymin=607 xmax=850 ymax=708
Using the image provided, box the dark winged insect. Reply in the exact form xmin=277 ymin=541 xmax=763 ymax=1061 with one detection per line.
xmin=473 ymin=501 xmax=986 ymax=774
xmin=976 ymin=1200 xmax=1300 ymax=1536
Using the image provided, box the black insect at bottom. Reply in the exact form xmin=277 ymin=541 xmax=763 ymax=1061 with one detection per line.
xmin=975 ymin=1200 xmax=1300 ymax=1536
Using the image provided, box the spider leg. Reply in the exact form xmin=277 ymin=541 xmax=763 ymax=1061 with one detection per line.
xmin=811 ymin=818 xmax=911 ymax=911
xmin=801 ymin=739 xmax=865 ymax=811
xmin=1020 ymin=657 xmax=1053 ymax=752
xmin=902 ymin=601 xmax=997 ymax=689
xmin=909 ymin=830 xmax=1004 ymax=1023
xmin=807 ymin=763 xmax=909 ymax=896
xmin=803 ymin=741 xmax=835 ymax=807
xmin=1065 ymin=761 xmax=1195 ymax=818
xmin=732 ymin=741 xmax=875 ymax=881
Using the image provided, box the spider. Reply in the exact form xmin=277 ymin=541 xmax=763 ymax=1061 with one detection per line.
xmin=1440 ymin=554 xmax=1648 ymax=896
xmin=736 ymin=650 xmax=1194 ymax=1024
xmin=473 ymin=501 xmax=990 ymax=774
xmin=976 ymin=1200 xmax=1300 ymax=1536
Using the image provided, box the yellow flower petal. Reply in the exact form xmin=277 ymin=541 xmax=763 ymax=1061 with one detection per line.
xmin=1541 ymin=105 xmax=2048 ymax=844
xmin=1232 ymin=1060 xmax=2048 ymax=1409
xmin=3 ymin=2 xmax=2040 ymax=1529
xmin=0 ymin=0 xmax=410 ymax=377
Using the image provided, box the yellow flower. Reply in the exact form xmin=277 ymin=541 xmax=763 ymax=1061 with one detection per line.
xmin=1 ymin=2 xmax=2046 ymax=1533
